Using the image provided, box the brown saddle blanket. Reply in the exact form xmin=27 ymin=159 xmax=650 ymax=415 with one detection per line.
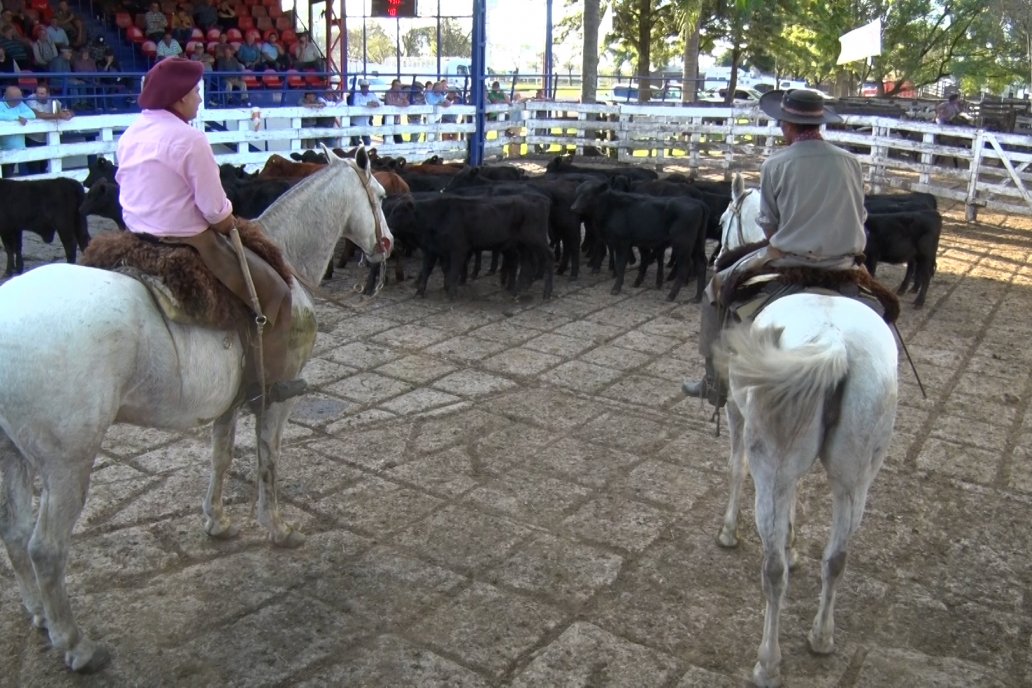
xmin=81 ymin=220 xmax=292 ymax=329
xmin=725 ymin=265 xmax=901 ymax=324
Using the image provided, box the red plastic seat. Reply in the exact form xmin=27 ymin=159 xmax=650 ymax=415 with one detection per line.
xmin=304 ymin=70 xmax=325 ymax=88
xmin=262 ymin=69 xmax=282 ymax=88
xmin=126 ymin=25 xmax=145 ymax=43
xmin=184 ymin=40 xmax=201 ymax=53
xmin=206 ymin=27 xmax=223 ymax=41
xmin=206 ymin=40 xmax=219 ymax=53
xmin=262 ymin=0 xmax=278 ymax=5
xmin=255 ymin=16 xmax=273 ymax=32
xmin=244 ymin=27 xmax=261 ymax=42
xmin=134 ymin=13 xmax=147 ymax=29
xmin=249 ymin=4 xmax=266 ymax=17
xmin=226 ymin=27 xmax=243 ymax=41
xmin=229 ymin=41 xmax=242 ymax=51
xmin=242 ymin=69 xmax=261 ymax=89
xmin=237 ymin=16 xmax=255 ymax=30
xmin=190 ymin=27 xmax=204 ymax=40
xmin=141 ymin=40 xmax=158 ymax=59
xmin=18 ymin=70 xmax=38 ymax=90
xmin=279 ymin=28 xmax=295 ymax=44
xmin=285 ymin=69 xmax=303 ymax=88
xmin=266 ymin=4 xmax=282 ymax=18
xmin=115 ymin=12 xmax=133 ymax=29
xmin=274 ymin=15 xmax=292 ymax=32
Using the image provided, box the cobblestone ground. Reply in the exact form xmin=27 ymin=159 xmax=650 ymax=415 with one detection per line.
xmin=1 ymin=200 xmax=1030 ymax=688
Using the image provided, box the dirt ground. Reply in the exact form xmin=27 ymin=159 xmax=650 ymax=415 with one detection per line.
xmin=0 ymin=178 xmax=1030 ymax=688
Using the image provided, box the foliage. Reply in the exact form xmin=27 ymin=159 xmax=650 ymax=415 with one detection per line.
xmin=400 ymin=18 xmax=472 ymax=58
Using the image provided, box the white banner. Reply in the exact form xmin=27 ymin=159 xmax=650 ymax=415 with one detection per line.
xmin=837 ymin=18 xmax=882 ymax=65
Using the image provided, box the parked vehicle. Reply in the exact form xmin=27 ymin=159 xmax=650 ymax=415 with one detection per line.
xmin=607 ymin=83 xmax=683 ymax=103
xmin=699 ymin=87 xmax=764 ymax=105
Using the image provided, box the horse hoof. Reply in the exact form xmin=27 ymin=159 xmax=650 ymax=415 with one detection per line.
xmin=204 ymin=518 xmax=240 ymax=540
xmin=716 ymin=528 xmax=739 ymax=549
xmin=807 ymin=629 xmax=835 ymax=655
xmin=31 ymin=613 xmax=47 ymax=630
xmin=66 ymin=641 xmax=111 ymax=673
xmin=272 ymin=528 xmax=306 ymax=549
xmin=751 ymin=662 xmax=782 ymax=688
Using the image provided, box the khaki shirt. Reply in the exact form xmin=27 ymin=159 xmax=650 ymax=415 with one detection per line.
xmin=757 ymin=139 xmax=866 ymax=266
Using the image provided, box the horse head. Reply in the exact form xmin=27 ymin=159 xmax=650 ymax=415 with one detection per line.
xmin=322 ymin=144 xmax=393 ymax=264
xmin=718 ymin=173 xmax=764 ymax=258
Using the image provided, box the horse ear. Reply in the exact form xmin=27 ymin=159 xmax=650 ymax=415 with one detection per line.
xmin=320 ymin=143 xmax=343 ymax=164
xmin=355 ymin=145 xmax=370 ymax=171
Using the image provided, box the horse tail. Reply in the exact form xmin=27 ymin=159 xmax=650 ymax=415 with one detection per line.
xmin=723 ymin=325 xmax=849 ymax=446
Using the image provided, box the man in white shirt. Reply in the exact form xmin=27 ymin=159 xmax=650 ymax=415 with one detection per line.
xmin=24 ymin=84 xmax=74 ymax=173
xmin=350 ymin=78 xmax=380 ymax=146
xmin=156 ymin=33 xmax=183 ymax=60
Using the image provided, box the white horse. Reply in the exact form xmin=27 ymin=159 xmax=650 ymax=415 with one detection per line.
xmin=711 ymin=178 xmax=898 ymax=687
xmin=0 ymin=146 xmax=392 ymax=672
xmin=716 ymin=172 xmax=765 ymax=263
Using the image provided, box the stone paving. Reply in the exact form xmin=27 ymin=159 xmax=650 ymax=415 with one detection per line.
xmin=1 ymin=207 xmax=1031 ymax=688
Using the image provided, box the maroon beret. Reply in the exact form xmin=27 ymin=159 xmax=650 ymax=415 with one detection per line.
xmin=138 ymin=58 xmax=204 ymax=110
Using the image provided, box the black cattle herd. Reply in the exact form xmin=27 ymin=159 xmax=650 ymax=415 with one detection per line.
xmin=0 ymin=152 xmax=941 ymax=311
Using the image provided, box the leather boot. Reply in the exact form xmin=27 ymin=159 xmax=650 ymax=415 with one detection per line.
xmin=682 ymin=358 xmax=727 ymax=408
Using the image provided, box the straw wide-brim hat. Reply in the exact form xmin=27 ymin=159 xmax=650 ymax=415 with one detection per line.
xmin=758 ymin=89 xmax=841 ymax=125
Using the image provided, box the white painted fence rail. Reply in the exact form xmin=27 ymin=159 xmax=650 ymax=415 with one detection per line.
xmin=2 ymin=99 xmax=1030 ymax=219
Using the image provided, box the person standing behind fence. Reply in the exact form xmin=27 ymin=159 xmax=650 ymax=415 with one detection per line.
xmin=24 ymin=84 xmax=73 ymax=172
xmin=383 ymin=78 xmax=407 ymax=143
xmin=406 ymin=80 xmax=424 ymax=142
xmin=350 ymin=78 xmax=380 ymax=147
xmin=0 ymin=84 xmax=35 ymax=177
xmin=935 ymin=93 xmax=966 ymax=125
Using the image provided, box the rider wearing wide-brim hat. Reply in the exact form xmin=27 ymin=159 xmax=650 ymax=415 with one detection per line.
xmin=683 ymin=89 xmax=868 ymax=407
xmin=116 ymin=57 xmax=307 ymax=404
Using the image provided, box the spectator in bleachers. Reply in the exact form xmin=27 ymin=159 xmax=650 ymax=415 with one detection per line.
xmin=291 ymin=33 xmax=322 ymax=71
xmin=192 ymin=0 xmax=217 ymax=32
xmin=53 ymin=1 xmax=84 ymax=48
xmin=97 ymin=47 xmax=129 ymax=109
xmin=187 ymin=41 xmax=214 ymax=102
xmin=406 ymin=80 xmax=424 ymax=141
xmin=215 ymin=0 xmax=235 ymax=31
xmin=213 ymin=43 xmax=247 ymax=105
xmin=30 ymin=23 xmax=58 ymax=68
xmin=155 ymin=31 xmax=182 ymax=59
xmin=44 ymin=15 xmax=70 ymax=49
xmin=235 ymin=29 xmax=260 ymax=69
xmin=0 ymin=45 xmax=20 ymax=85
xmin=350 ymin=78 xmax=379 ymax=147
xmin=87 ymin=35 xmax=108 ymax=63
xmin=71 ymin=45 xmax=97 ymax=108
xmin=46 ymin=45 xmax=71 ymax=73
xmin=0 ymin=84 xmax=34 ymax=176
xmin=170 ymin=7 xmax=193 ymax=46
xmin=259 ymin=31 xmax=287 ymax=69
xmin=0 ymin=22 xmax=31 ymax=65
xmin=1 ymin=10 xmax=28 ymax=37
xmin=143 ymin=2 xmax=167 ymax=41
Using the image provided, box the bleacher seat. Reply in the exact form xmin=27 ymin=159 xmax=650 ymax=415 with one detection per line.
xmin=18 ymin=71 xmax=38 ymax=91
xmin=256 ymin=16 xmax=273 ymax=32
xmin=244 ymin=27 xmax=261 ymax=42
xmin=238 ymin=16 xmax=255 ymax=31
xmin=141 ymin=40 xmax=158 ymax=59
xmin=267 ymin=5 xmax=282 ymax=18
xmin=115 ymin=12 xmax=133 ymax=30
xmin=250 ymin=5 xmax=266 ymax=17
xmin=303 ymin=70 xmax=325 ymax=88
xmin=280 ymin=28 xmax=295 ymax=43
xmin=127 ymin=25 xmax=145 ymax=43
xmin=274 ymin=15 xmax=292 ymax=32
xmin=226 ymin=27 xmax=243 ymax=41
xmin=229 ymin=41 xmax=241 ymax=51
xmin=206 ymin=27 xmax=222 ymax=41
xmin=235 ymin=4 xmax=249 ymax=18
xmin=190 ymin=27 xmax=204 ymax=40
xmin=285 ymin=69 xmax=303 ymax=88
xmin=206 ymin=40 xmax=219 ymax=53
xmin=242 ymin=70 xmax=261 ymax=89
xmin=135 ymin=13 xmax=147 ymax=29
xmin=262 ymin=69 xmax=282 ymax=88
xmin=29 ymin=0 xmax=52 ymax=21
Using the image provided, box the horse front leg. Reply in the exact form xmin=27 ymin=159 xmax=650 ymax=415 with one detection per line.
xmin=717 ymin=400 xmax=746 ymax=548
xmin=255 ymin=401 xmax=305 ymax=548
xmin=203 ymin=407 xmax=240 ymax=539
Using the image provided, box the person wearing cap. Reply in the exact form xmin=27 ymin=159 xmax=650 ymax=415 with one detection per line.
xmin=682 ymin=88 xmax=866 ymax=407
xmin=115 ymin=58 xmax=306 ymax=404
xmin=350 ymin=78 xmax=380 ymax=146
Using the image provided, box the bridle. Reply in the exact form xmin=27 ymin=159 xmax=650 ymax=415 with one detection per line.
xmin=349 ymin=160 xmax=392 ymax=256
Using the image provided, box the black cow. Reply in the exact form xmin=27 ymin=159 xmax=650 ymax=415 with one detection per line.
xmin=864 ymin=209 xmax=942 ymax=307
xmin=544 ymin=154 xmax=659 ymax=181
xmin=572 ymin=179 xmax=709 ymax=301
xmin=83 ymin=156 xmax=118 ymax=188
xmin=386 ymin=193 xmax=554 ymax=300
xmin=79 ymin=179 xmax=126 ymax=229
xmin=865 ymin=191 xmax=938 ymax=214
xmin=222 ymin=177 xmax=295 ymax=219
xmin=0 ymin=178 xmax=90 ymax=276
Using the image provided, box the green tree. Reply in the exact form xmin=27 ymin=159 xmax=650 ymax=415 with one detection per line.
xmin=400 ymin=19 xmax=471 ymax=58
xmin=348 ymin=23 xmax=393 ymax=63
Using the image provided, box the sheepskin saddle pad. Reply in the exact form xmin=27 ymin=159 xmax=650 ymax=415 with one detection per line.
xmin=81 ymin=221 xmax=292 ymax=329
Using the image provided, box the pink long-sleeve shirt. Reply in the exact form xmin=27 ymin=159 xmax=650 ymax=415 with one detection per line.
xmin=116 ymin=109 xmax=233 ymax=237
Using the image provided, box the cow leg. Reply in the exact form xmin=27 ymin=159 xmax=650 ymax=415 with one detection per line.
xmin=914 ymin=256 xmax=932 ymax=307
xmin=539 ymin=244 xmax=554 ymax=300
xmin=692 ymin=252 xmax=707 ymax=303
xmin=415 ymin=252 xmax=436 ymax=297
xmin=2 ymin=232 xmax=15 ymax=276
xmin=568 ymin=229 xmax=580 ymax=280
xmin=897 ymin=261 xmax=915 ymax=294
xmin=632 ymin=248 xmax=650 ymax=288
xmin=488 ymin=249 xmax=501 ymax=276
xmin=654 ymin=249 xmax=665 ymax=289
xmin=445 ymin=250 xmax=464 ymax=299
xmin=666 ymin=250 xmax=686 ymax=301
xmin=12 ymin=232 xmax=24 ymax=274
xmin=392 ymin=254 xmax=405 ymax=283
xmin=467 ymin=251 xmax=480 ymax=282
xmin=58 ymin=228 xmax=78 ymax=265
xmin=203 ymin=407 xmax=240 ymax=539
xmin=610 ymin=246 xmax=629 ymax=295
